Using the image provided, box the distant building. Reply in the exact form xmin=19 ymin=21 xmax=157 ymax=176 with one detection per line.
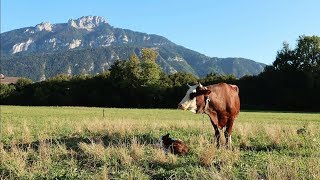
xmin=0 ymin=74 xmax=20 ymax=84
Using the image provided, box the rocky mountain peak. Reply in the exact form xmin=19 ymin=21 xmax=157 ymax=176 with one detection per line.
xmin=68 ymin=16 xmax=107 ymax=31
xmin=35 ymin=22 xmax=53 ymax=32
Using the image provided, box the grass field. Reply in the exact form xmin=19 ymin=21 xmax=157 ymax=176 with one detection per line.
xmin=0 ymin=106 xmax=320 ymax=179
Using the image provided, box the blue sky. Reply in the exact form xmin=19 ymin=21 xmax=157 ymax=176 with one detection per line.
xmin=1 ymin=0 xmax=319 ymax=65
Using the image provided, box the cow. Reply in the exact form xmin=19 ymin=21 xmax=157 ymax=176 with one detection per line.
xmin=178 ymin=82 xmax=240 ymax=147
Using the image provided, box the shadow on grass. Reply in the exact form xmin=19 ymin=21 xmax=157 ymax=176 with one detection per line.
xmin=239 ymin=144 xmax=283 ymax=152
xmin=3 ymin=132 xmax=159 ymax=171
xmin=3 ymin=132 xmax=159 ymax=152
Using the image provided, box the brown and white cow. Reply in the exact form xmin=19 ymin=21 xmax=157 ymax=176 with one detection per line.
xmin=178 ymin=83 xmax=240 ymax=147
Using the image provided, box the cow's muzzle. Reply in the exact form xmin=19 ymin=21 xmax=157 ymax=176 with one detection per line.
xmin=178 ymin=104 xmax=186 ymax=110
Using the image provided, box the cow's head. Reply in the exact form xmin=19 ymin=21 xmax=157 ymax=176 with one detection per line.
xmin=178 ymin=83 xmax=211 ymax=113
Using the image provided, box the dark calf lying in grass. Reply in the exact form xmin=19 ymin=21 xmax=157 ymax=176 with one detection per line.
xmin=160 ymin=133 xmax=188 ymax=155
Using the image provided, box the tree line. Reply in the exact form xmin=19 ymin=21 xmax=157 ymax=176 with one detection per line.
xmin=1 ymin=35 xmax=320 ymax=111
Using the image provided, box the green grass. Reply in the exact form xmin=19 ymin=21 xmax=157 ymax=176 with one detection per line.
xmin=1 ymin=106 xmax=320 ymax=179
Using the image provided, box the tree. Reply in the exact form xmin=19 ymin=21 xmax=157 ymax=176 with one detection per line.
xmin=95 ymin=71 xmax=110 ymax=80
xmin=109 ymin=60 xmax=130 ymax=87
xmin=273 ymin=42 xmax=297 ymax=71
xmin=273 ymin=35 xmax=320 ymax=72
xmin=48 ymin=74 xmax=72 ymax=82
xmin=109 ymin=49 xmax=163 ymax=88
xmin=168 ymin=72 xmax=198 ymax=87
xmin=201 ymin=73 xmax=237 ymax=85
xmin=0 ymin=84 xmax=15 ymax=100
xmin=129 ymin=53 xmax=140 ymax=64
xmin=139 ymin=48 xmax=162 ymax=87
xmin=15 ymin=77 xmax=33 ymax=90
xmin=128 ymin=53 xmax=142 ymax=87
xmin=141 ymin=48 xmax=158 ymax=62
xmin=140 ymin=60 xmax=162 ymax=86
xmin=295 ymin=35 xmax=320 ymax=71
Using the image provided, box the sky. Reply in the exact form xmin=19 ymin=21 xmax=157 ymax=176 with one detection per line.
xmin=1 ymin=0 xmax=319 ymax=65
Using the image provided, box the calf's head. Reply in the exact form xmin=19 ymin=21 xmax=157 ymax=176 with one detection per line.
xmin=178 ymin=83 xmax=211 ymax=113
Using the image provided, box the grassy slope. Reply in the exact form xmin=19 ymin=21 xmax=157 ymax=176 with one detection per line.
xmin=0 ymin=106 xmax=320 ymax=179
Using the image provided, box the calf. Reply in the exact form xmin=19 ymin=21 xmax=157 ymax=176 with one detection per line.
xmin=160 ymin=133 xmax=188 ymax=155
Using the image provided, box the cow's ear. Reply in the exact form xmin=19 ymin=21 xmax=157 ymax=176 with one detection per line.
xmin=201 ymin=89 xmax=211 ymax=96
xmin=164 ymin=133 xmax=170 ymax=138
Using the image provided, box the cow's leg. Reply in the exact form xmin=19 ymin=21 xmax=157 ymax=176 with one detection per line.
xmin=206 ymin=111 xmax=220 ymax=147
xmin=213 ymin=123 xmax=220 ymax=148
xmin=225 ymin=117 xmax=235 ymax=148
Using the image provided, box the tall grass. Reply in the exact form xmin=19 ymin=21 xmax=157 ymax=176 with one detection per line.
xmin=0 ymin=106 xmax=319 ymax=179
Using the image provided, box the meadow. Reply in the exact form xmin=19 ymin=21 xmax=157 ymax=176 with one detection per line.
xmin=0 ymin=106 xmax=319 ymax=179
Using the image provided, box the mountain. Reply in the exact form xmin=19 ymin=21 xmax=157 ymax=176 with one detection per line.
xmin=0 ymin=16 xmax=266 ymax=81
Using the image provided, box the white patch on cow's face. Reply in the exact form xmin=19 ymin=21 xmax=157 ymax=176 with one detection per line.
xmin=178 ymin=84 xmax=199 ymax=113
